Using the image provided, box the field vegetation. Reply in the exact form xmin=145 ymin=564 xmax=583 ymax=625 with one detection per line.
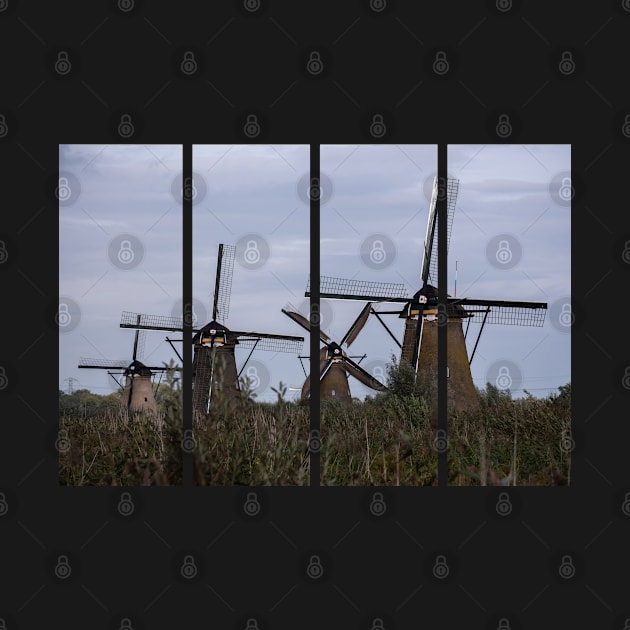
xmin=59 ymin=358 xmax=570 ymax=487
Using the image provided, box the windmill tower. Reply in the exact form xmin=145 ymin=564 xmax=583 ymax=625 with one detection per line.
xmin=306 ymin=177 xmax=547 ymax=423
xmin=282 ymin=303 xmax=386 ymax=405
xmin=119 ymin=243 xmax=304 ymax=415
xmin=77 ymin=323 xmax=177 ymax=414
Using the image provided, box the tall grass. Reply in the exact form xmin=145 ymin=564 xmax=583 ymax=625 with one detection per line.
xmin=59 ymin=367 xmax=183 ymax=486
xmin=59 ymin=362 xmax=570 ymax=487
xmin=192 ymin=380 xmax=310 ymax=486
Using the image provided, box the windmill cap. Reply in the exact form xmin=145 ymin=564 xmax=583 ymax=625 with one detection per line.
xmin=125 ymin=360 xmax=152 ymax=376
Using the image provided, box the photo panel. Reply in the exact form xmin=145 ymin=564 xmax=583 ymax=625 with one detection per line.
xmin=58 ymin=144 xmax=183 ymax=486
xmin=446 ymin=144 xmax=571 ymax=486
xmin=319 ymin=144 xmax=440 ymax=486
xmin=192 ymin=145 xmax=310 ymax=486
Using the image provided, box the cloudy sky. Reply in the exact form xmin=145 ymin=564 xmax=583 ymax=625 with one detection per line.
xmin=60 ymin=144 xmax=570 ymax=403
xmin=59 ymin=144 xmax=183 ymax=397
xmin=319 ymin=144 xmax=571 ymax=399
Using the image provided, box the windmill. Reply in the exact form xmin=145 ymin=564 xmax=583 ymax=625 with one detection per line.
xmin=282 ymin=303 xmax=387 ymax=405
xmin=119 ymin=243 xmax=304 ymax=414
xmin=306 ymin=177 xmax=547 ymax=422
xmin=78 ymin=320 xmax=178 ymax=414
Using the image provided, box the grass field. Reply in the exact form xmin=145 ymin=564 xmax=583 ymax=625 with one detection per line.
xmin=59 ymin=364 xmax=570 ymax=487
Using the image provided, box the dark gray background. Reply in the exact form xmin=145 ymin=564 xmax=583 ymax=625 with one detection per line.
xmin=1 ymin=0 xmax=628 ymax=627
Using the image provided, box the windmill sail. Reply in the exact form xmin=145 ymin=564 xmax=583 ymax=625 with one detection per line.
xmin=213 ymin=243 xmax=235 ymax=322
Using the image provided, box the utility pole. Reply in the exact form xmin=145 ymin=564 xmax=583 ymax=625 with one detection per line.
xmin=64 ymin=377 xmax=77 ymax=394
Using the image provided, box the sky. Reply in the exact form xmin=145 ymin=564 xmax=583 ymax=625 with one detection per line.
xmin=59 ymin=144 xmax=570 ymax=403
xmin=59 ymin=144 xmax=183 ymax=397
xmin=319 ymin=144 xmax=571 ymax=400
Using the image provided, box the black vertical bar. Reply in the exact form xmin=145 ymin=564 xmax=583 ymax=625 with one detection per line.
xmin=183 ymin=144 xmax=193 ymax=486
xmin=310 ymin=144 xmax=320 ymax=488
xmin=437 ymin=144 xmax=448 ymax=487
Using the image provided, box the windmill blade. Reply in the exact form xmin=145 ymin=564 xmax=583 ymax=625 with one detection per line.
xmin=212 ymin=243 xmax=235 ymax=321
xmin=448 ymin=297 xmax=547 ymax=326
xmin=78 ymin=358 xmax=133 ymax=369
xmin=281 ymin=309 xmax=330 ymax=343
xmin=302 ymin=348 xmax=330 ymax=399
xmin=233 ymin=334 xmax=304 ymax=354
xmin=78 ymin=357 xmax=180 ymax=371
xmin=132 ymin=330 xmax=140 ymax=361
xmin=340 ymin=302 xmax=372 ymax=347
xmin=120 ymin=311 xmax=188 ymax=332
xmin=421 ymin=177 xmax=459 ymax=286
xmin=343 ymin=357 xmax=388 ymax=392
xmin=305 ymin=276 xmax=409 ymax=303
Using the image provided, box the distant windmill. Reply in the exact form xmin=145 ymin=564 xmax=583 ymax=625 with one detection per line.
xmin=78 ymin=321 xmax=177 ymax=414
xmin=120 ymin=243 xmax=304 ymax=414
xmin=306 ymin=177 xmax=547 ymax=423
xmin=282 ymin=303 xmax=386 ymax=405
